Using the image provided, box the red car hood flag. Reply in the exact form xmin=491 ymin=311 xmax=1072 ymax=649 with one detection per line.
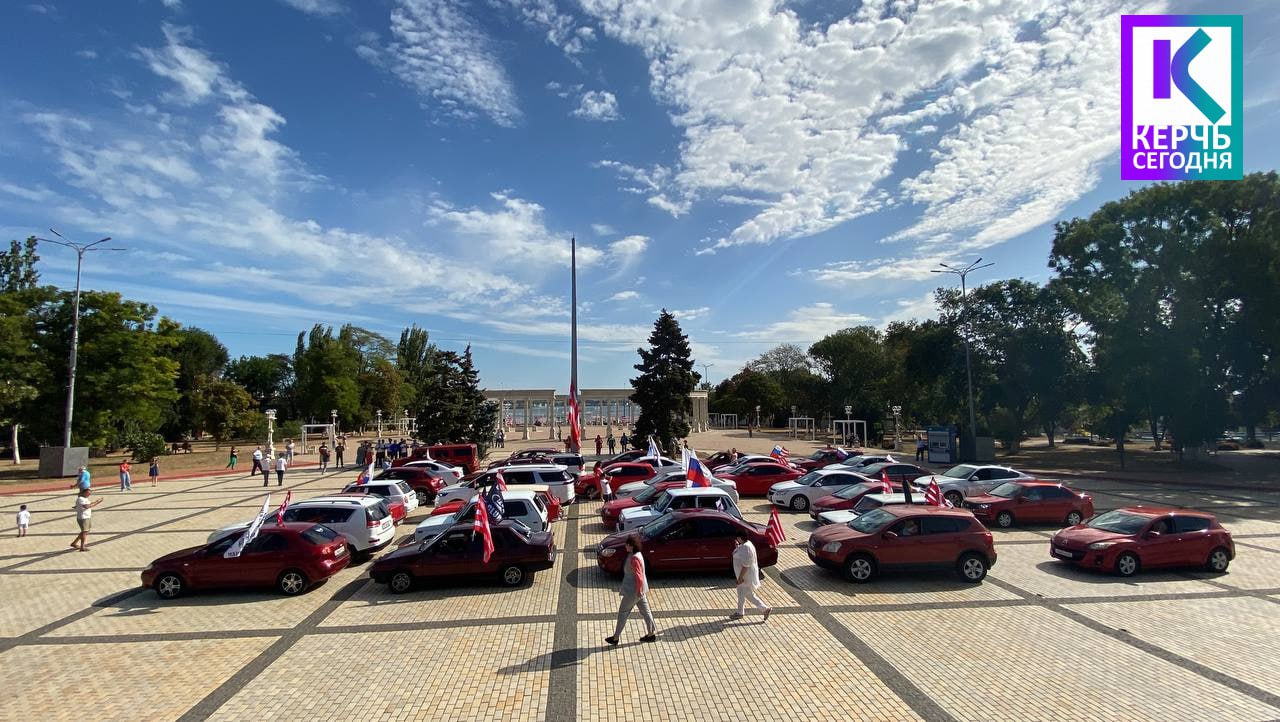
xmin=494 ymin=469 xmax=508 ymax=492
xmin=880 ymin=469 xmax=893 ymax=493
xmin=766 ymin=505 xmax=787 ymax=545
xmin=473 ymin=488 xmax=495 ymax=563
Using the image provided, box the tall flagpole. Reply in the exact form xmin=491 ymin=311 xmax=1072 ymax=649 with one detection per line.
xmin=570 ymin=236 xmax=580 ymax=453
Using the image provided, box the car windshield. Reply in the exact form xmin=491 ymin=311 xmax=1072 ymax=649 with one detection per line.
xmin=851 ymin=496 xmax=884 ymax=513
xmin=797 ymin=471 xmax=823 ymax=486
xmin=848 ymin=507 xmax=895 ymax=533
xmin=806 ymin=451 xmax=828 ymax=460
xmin=651 ymin=491 xmax=674 ymax=512
xmin=634 ymin=486 xmax=662 ymax=503
xmin=988 ymin=483 xmax=1021 ymax=498
xmin=835 ymin=482 xmax=874 ymax=499
xmin=859 ymin=462 xmax=890 ymax=476
xmin=1088 ymin=510 xmax=1152 ymax=535
xmin=943 ymin=465 xmax=978 ymax=479
xmin=641 ymin=513 xmax=679 ymax=539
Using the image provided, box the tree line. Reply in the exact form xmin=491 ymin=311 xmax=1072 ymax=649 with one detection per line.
xmin=710 ymin=173 xmax=1280 ymax=463
xmin=0 ymin=243 xmax=495 ymax=461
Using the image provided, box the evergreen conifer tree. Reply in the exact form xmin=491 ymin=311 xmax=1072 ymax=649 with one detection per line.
xmin=630 ymin=310 xmax=699 ymax=453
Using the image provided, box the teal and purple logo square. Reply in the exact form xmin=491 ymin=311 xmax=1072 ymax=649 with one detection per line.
xmin=1121 ymin=15 xmax=1243 ymax=180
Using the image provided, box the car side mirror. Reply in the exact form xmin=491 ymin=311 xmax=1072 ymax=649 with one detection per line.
xmin=882 ymin=531 xmax=899 ymax=540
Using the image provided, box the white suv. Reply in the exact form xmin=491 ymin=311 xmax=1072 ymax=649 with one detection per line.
xmin=340 ymin=480 xmax=419 ymax=515
xmin=210 ymin=495 xmax=396 ymax=555
xmin=492 ymin=464 xmax=576 ymax=503
xmin=618 ymin=487 xmax=742 ymax=531
xmin=413 ymin=490 xmax=549 ymax=542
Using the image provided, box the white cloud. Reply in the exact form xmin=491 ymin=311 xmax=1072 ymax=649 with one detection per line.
xmin=608 ymin=290 xmax=639 ymax=302
xmin=735 ymin=303 xmax=869 ymax=342
xmin=671 ymin=306 xmax=710 ymax=321
xmin=427 ymin=192 xmax=604 ymax=270
xmin=276 ymin=0 xmax=343 ymax=15
xmin=878 ymin=292 xmax=938 ymax=326
xmin=493 ymin=0 xmax=592 ymax=57
xmin=137 ymin=24 xmax=229 ymax=105
xmin=76 ymin=49 xmax=98 ymax=59
xmin=573 ymin=90 xmax=620 ymax=121
xmin=160 ymin=0 xmax=182 ymax=8
xmin=805 ymin=255 xmax=947 ymax=287
xmin=608 ymin=234 xmax=647 ymax=261
xmin=590 ymin=222 xmax=616 ymax=236
xmin=380 ymin=0 xmax=522 ymax=126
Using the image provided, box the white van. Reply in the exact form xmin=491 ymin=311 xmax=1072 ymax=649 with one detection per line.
xmin=210 ymin=495 xmax=396 ymax=554
xmin=413 ymin=490 xmax=549 ymax=542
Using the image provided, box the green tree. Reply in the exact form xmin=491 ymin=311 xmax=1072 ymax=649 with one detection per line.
xmin=293 ymin=324 xmax=361 ymax=424
xmin=0 ymin=241 xmax=49 ymax=462
xmin=225 ymin=354 xmax=294 ymax=414
xmin=0 ymin=237 xmax=40 ymax=292
xmin=158 ymin=324 xmax=229 ymax=438
xmin=710 ymin=369 xmax=785 ymax=423
xmin=630 ymin=310 xmax=699 ymax=452
xmin=190 ymin=377 xmax=257 ymax=448
xmin=808 ymin=326 xmax=893 ymax=428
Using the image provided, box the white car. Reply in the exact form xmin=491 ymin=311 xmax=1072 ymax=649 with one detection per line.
xmin=413 ymin=491 xmax=549 ymax=542
xmin=491 ymin=464 xmax=577 ymax=503
xmin=711 ymin=455 xmax=776 ymax=473
xmin=632 ymin=455 xmax=683 ymax=474
xmin=400 ymin=459 xmax=463 ymax=480
xmin=210 ymin=495 xmax=396 ymax=554
xmin=615 ymin=469 xmax=741 ymax=504
xmin=911 ymin=464 xmax=1034 ymax=506
xmin=618 ymin=487 xmax=741 ymax=532
xmin=817 ymin=492 xmax=916 ymax=526
xmin=340 ymin=479 xmax=419 ymax=515
xmin=767 ymin=468 xmax=871 ymax=512
xmin=828 ymin=454 xmax=898 ymax=472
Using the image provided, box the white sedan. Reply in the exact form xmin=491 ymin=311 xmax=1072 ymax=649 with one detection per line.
xmin=767 ymin=468 xmax=872 ymax=512
xmin=817 ymin=493 xmax=915 ymax=526
xmin=615 ymin=469 xmax=740 ymax=503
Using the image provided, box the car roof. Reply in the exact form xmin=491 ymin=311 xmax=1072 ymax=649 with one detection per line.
xmin=1016 ymin=480 xmax=1064 ymax=487
xmin=864 ymin=493 xmax=912 ymax=502
xmin=497 ymin=463 xmax=568 ymax=471
xmin=441 ymin=519 xmax=527 ymax=535
xmin=665 ymin=487 xmax=731 ymax=497
xmin=295 ymin=495 xmax=382 ymax=507
xmin=663 ymin=509 xmax=749 ymax=524
xmin=812 ymin=467 xmax=867 ymax=476
xmin=1116 ymin=506 xmax=1213 ymax=518
xmin=883 ymin=504 xmax=972 ymax=517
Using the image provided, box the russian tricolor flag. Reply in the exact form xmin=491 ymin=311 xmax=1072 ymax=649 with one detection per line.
xmin=683 ymin=447 xmax=714 ymax=488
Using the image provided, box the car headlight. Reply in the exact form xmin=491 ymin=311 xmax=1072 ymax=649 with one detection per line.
xmin=599 ymin=547 xmax=617 ymax=557
xmin=821 ymin=542 xmax=843 ymax=553
xmin=976 ymin=504 xmax=990 ymax=509
xmin=1087 ymin=541 xmax=1116 ymax=550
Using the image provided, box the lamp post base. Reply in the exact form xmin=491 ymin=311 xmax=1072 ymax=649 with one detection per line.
xmin=39 ymin=446 xmax=89 ymax=478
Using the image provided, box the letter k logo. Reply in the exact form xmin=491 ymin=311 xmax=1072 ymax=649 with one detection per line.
xmin=1153 ymin=29 xmax=1225 ymax=123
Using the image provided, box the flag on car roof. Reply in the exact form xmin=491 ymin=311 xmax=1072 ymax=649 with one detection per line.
xmin=494 ymin=469 xmax=508 ymax=492
xmin=473 ymin=487 xmax=495 ymax=564
xmin=770 ymin=445 xmax=790 ymax=464
xmin=766 ymin=505 xmax=787 ymax=545
xmin=925 ymin=479 xmax=952 ymax=507
xmin=484 ymin=483 xmax=505 ymax=522
xmin=684 ymin=450 xmax=714 ymax=488
xmin=834 ymin=446 xmax=850 ymax=460
xmin=879 ymin=468 xmax=893 ymax=493
xmin=275 ymin=490 xmax=291 ymax=525
xmin=355 ymin=462 xmax=373 ymax=486
xmin=226 ymin=495 xmax=270 ymax=559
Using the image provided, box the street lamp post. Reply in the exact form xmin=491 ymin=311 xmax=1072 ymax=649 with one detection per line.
xmin=755 ymin=404 xmax=761 ymax=430
xmin=265 ymin=409 xmax=277 ymax=455
xmin=330 ymin=409 xmax=338 ymax=446
xmin=891 ymin=405 xmax=902 ymax=451
xmin=699 ymin=362 xmax=714 ymax=389
xmin=844 ymin=405 xmax=852 ymax=445
xmin=34 ymin=230 xmax=123 ymax=452
xmin=932 ymin=258 xmax=994 ymax=458
xmin=790 ymin=405 xmax=797 ymax=438
xmin=375 ymin=409 xmax=383 ymax=443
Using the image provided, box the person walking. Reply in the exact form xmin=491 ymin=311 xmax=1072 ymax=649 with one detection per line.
xmin=595 ymin=434 xmax=603 ymax=457
xmin=285 ymin=439 xmax=295 ymax=463
xmin=16 ymin=504 xmax=30 ymax=537
xmin=605 ymin=535 xmax=657 ymax=645
xmin=607 ymin=432 xmax=616 ymax=455
xmin=730 ymin=531 xmax=771 ymax=621
xmin=915 ymin=433 xmax=927 ymax=462
xmin=335 ymin=441 xmax=345 ymax=468
xmin=261 ymin=453 xmax=273 ymax=487
xmin=274 ymin=453 xmax=287 ymax=486
xmin=118 ymin=459 xmax=133 ymax=492
xmin=251 ymin=446 xmax=264 ymax=475
xmin=496 ymin=429 xmax=505 ymax=448
xmin=148 ymin=457 xmax=160 ymax=487
xmin=70 ymin=488 xmax=102 ymax=551
xmin=620 ymin=433 xmax=630 ymax=451
xmin=71 ymin=465 xmax=91 ymax=492
xmin=318 ymin=443 xmax=330 ymax=472
xmin=226 ymin=446 xmax=238 ymax=470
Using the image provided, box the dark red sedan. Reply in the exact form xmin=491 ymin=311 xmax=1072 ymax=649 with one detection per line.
xmin=794 ymin=448 xmax=850 ymax=471
xmin=809 ymin=480 xmax=902 ymax=521
xmin=807 ymin=506 xmax=996 ymax=583
xmin=578 ymin=462 xmax=656 ymax=498
xmin=596 ymin=510 xmax=778 ymax=576
xmin=962 ymin=481 xmax=1094 ymax=528
xmin=856 ymin=461 xmax=930 ymax=486
xmin=718 ymin=462 xmax=803 ymax=496
xmin=370 ymin=520 xmax=556 ymax=591
xmin=487 ymin=448 xmax=560 ymax=469
xmin=142 ymin=522 xmax=351 ymax=599
xmin=1050 ymin=507 xmax=1234 ymax=577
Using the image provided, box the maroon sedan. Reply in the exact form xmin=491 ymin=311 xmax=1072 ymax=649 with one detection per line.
xmin=596 ymin=510 xmax=778 ymax=576
xmin=794 ymin=448 xmax=850 ymax=471
xmin=1050 ymin=507 xmax=1234 ymax=577
xmin=371 ymin=520 xmax=556 ymax=591
xmin=487 ymin=448 xmax=560 ymax=469
xmin=807 ymin=505 xmax=996 ymax=583
xmin=962 ymin=481 xmax=1094 ymax=528
xmin=809 ymin=480 xmax=902 ymax=520
xmin=719 ymin=462 xmax=803 ymax=496
xmin=142 ymin=522 xmax=351 ymax=599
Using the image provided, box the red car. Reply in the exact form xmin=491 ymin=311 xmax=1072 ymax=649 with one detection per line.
xmin=142 ymin=522 xmax=351 ymax=599
xmin=596 ymin=510 xmax=778 ymax=576
xmin=809 ymin=480 xmax=902 ymax=521
xmin=718 ymin=462 xmax=803 ymax=496
xmin=962 ymin=481 xmax=1094 ymax=528
xmin=488 ymin=448 xmax=560 ymax=469
xmin=579 ymin=462 xmax=657 ymax=498
xmin=856 ymin=461 xmax=930 ymax=486
xmin=373 ymin=466 xmax=445 ymax=506
xmin=807 ymin=505 xmax=996 ymax=583
xmin=794 ymin=448 xmax=851 ymax=471
xmin=370 ymin=519 xmax=556 ymax=591
xmin=1050 ymin=507 xmax=1234 ymax=577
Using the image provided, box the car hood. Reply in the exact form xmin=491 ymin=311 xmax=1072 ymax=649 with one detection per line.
xmin=911 ymin=474 xmax=955 ymax=487
xmin=1055 ymin=526 xmax=1133 ymax=546
xmin=811 ymin=523 xmax=861 ymax=544
xmin=965 ymin=494 xmax=1008 ymax=505
xmin=819 ymin=510 xmax=857 ymax=524
xmin=620 ymin=506 xmax=654 ymax=518
xmin=415 ymin=514 xmax=456 ymax=534
xmin=770 ymin=481 xmax=804 ymax=494
xmin=371 ymin=543 xmax=423 ymax=569
xmin=602 ymin=498 xmax=641 ymax=515
xmin=617 ymin=481 xmax=648 ymax=495
xmin=150 ymin=544 xmax=206 ymax=565
xmin=812 ymin=495 xmax=842 ymax=509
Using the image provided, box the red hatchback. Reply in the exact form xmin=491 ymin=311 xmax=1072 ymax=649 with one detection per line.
xmin=1050 ymin=507 xmax=1234 ymax=577
xmin=596 ymin=510 xmax=778 ymax=576
xmin=370 ymin=519 xmax=556 ymax=591
xmin=142 ymin=522 xmax=351 ymax=599
xmin=807 ymin=506 xmax=996 ymax=583
xmin=809 ymin=480 xmax=902 ymax=521
xmin=719 ymin=462 xmax=803 ymax=496
xmin=963 ymin=481 xmax=1094 ymax=528
xmin=794 ymin=448 xmax=850 ymax=471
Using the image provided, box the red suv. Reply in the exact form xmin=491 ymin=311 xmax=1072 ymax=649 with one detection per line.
xmin=963 ymin=480 xmax=1094 ymax=528
xmin=807 ymin=505 xmax=996 ymax=583
xmin=142 ymin=522 xmax=351 ymax=599
xmin=1050 ymin=507 xmax=1234 ymax=577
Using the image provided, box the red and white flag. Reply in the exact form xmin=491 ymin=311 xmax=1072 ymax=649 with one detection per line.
xmin=494 ymin=469 xmax=508 ymax=492
xmin=880 ymin=469 xmax=893 ymax=493
xmin=925 ymin=479 xmax=952 ymax=507
xmin=472 ymin=489 xmax=495 ymax=563
xmin=766 ymin=505 xmax=787 ymax=545
xmin=276 ymin=490 xmax=292 ymax=525
xmin=567 ymin=382 xmax=581 ymax=452
xmin=355 ymin=462 xmax=373 ymax=486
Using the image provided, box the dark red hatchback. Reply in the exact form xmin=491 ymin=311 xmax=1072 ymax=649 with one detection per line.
xmin=141 ymin=522 xmax=351 ymax=599
xmin=370 ymin=519 xmax=556 ymax=592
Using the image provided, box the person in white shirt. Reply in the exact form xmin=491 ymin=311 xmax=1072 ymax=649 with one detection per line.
xmin=251 ymin=446 xmax=264 ymax=475
xmin=730 ymin=531 xmax=771 ymax=621
xmin=16 ymin=504 xmax=30 ymax=537
xmin=274 ymin=454 xmax=288 ymax=486
xmin=70 ymin=488 xmax=102 ymax=551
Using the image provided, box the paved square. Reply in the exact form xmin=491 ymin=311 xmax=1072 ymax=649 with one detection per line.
xmin=1 ymin=467 xmax=1278 ymax=721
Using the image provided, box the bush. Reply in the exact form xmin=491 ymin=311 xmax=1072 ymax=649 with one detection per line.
xmin=120 ymin=430 xmax=168 ymax=462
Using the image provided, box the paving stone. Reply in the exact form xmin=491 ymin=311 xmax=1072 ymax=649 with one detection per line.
xmin=986 ymin=540 xmax=1224 ymax=599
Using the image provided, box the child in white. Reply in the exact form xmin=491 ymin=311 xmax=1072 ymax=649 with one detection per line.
xmin=16 ymin=504 xmax=30 ymax=537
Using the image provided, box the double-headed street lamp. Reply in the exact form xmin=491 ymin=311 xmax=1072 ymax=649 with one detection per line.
xmin=932 ymin=258 xmax=994 ymax=452
xmin=265 ymin=409 xmax=277 ymax=454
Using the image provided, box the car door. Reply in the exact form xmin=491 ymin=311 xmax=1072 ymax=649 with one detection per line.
xmin=690 ymin=518 xmax=737 ymax=570
xmin=1035 ymin=486 xmax=1074 ymax=524
xmin=645 ymin=519 xmax=698 ymax=572
xmin=918 ymin=516 xmax=968 ymax=567
xmin=1138 ymin=516 xmax=1180 ymax=567
xmin=1169 ymin=515 xmax=1214 ymax=566
xmin=237 ymin=531 xmax=291 ymax=586
xmin=876 ymin=517 xmax=925 ymax=567
xmin=418 ymin=531 xmax=473 ymax=576
xmin=812 ymin=474 xmax=854 ymax=502
xmin=188 ymin=535 xmax=240 ymax=587
xmin=1015 ymin=485 xmax=1048 ymax=522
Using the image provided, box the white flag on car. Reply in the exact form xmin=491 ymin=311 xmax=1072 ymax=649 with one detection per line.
xmin=225 ymin=495 xmax=271 ymax=559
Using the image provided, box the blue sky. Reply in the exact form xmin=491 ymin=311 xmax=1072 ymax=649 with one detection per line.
xmin=2 ymin=0 xmax=1277 ymax=390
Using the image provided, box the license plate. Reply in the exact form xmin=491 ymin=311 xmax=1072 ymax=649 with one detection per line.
xmin=1053 ymin=547 xmax=1073 ymax=558
xmin=334 ymin=545 xmax=346 ymax=556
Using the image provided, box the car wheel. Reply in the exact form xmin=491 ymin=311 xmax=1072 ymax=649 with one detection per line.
xmin=995 ymin=511 xmax=1014 ymax=528
xmin=416 ymin=489 xmax=431 ymax=507
xmin=1064 ymin=510 xmax=1083 ymax=526
xmin=277 ymin=569 xmax=309 ymax=596
xmin=944 ymin=491 xmax=964 ymax=507
xmin=1206 ymin=546 xmax=1231 ymax=573
xmin=844 ymin=553 xmax=877 ymax=583
xmin=389 ymin=570 xmax=414 ymax=594
xmin=957 ymin=553 xmax=988 ymax=583
xmin=155 ymin=573 xmax=183 ymax=599
xmin=1115 ymin=552 xmax=1140 ymax=577
xmin=790 ymin=495 xmax=809 ymax=512
xmin=500 ymin=565 xmax=525 ymax=587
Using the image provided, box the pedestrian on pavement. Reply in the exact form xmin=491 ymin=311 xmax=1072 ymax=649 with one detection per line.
xmin=261 ymin=453 xmax=273 ymax=487
xmin=118 ymin=459 xmax=133 ymax=492
xmin=606 ymin=535 xmax=657 ymax=646
xmin=71 ymin=465 xmax=91 ymax=492
xmin=915 ymin=433 xmax=927 ymax=462
xmin=496 ymin=429 xmax=505 ymax=448
xmin=355 ymin=442 xmax=366 ymax=467
xmin=319 ymin=443 xmax=330 ymax=472
xmin=286 ymin=439 xmax=295 ymax=463
xmin=275 ymin=454 xmax=287 ymax=486
xmin=730 ymin=531 xmax=771 ymax=621
xmin=16 ymin=504 xmax=30 ymax=537
xmin=335 ymin=441 xmax=345 ymax=467
xmin=620 ymin=433 xmax=630 ymax=451
xmin=251 ymin=446 xmax=264 ymax=475
xmin=595 ymin=434 xmax=603 ymax=456
xmin=149 ymin=457 xmax=160 ymax=487
xmin=70 ymin=488 xmax=102 ymax=551
xmin=226 ymin=446 xmax=238 ymax=470
xmin=374 ymin=444 xmax=386 ymax=469
xmin=607 ymin=432 xmax=616 ymax=455
xmin=748 ymin=425 xmax=753 ymax=438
